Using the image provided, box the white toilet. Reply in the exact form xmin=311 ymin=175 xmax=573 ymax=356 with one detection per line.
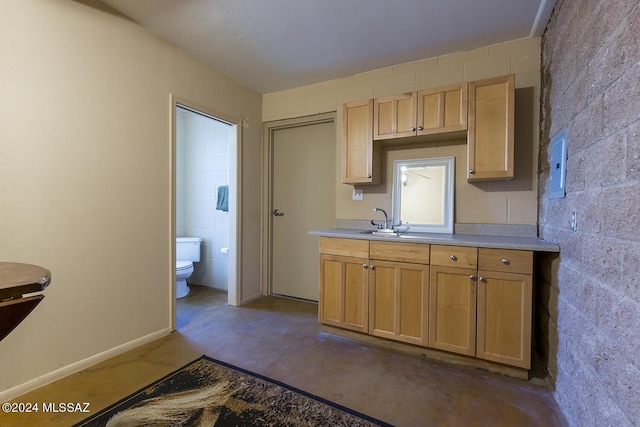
xmin=176 ymin=237 xmax=202 ymax=298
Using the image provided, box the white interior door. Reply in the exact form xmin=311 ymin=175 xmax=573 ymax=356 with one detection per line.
xmin=271 ymin=120 xmax=335 ymax=301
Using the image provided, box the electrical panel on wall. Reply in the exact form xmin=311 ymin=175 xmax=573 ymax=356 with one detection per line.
xmin=549 ymin=129 xmax=567 ymax=199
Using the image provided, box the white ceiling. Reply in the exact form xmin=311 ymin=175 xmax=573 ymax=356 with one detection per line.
xmin=100 ymin=0 xmax=556 ymax=94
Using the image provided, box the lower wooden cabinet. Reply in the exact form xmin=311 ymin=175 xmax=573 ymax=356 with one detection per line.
xmin=476 ymin=270 xmax=532 ymax=369
xmin=429 ymin=245 xmax=478 ymax=356
xmin=318 ymin=238 xmax=535 ymax=371
xmin=369 ymin=260 xmax=429 ymax=346
xmin=318 ymin=238 xmax=371 ymax=333
xmin=319 ymin=254 xmax=369 ymax=333
xmin=429 ymin=265 xmax=477 ymax=356
xmin=476 ymin=248 xmax=533 ymax=368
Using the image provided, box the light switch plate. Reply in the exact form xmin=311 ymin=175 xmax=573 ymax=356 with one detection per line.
xmin=549 ymin=129 xmax=567 ymax=199
xmin=352 ymin=188 xmax=364 ymax=201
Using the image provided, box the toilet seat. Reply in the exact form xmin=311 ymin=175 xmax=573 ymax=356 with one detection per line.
xmin=176 ymin=260 xmax=193 ymax=271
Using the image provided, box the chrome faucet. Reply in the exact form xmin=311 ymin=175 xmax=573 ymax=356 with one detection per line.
xmin=371 ymin=207 xmax=404 ymax=233
xmin=371 ymin=208 xmax=392 ymax=230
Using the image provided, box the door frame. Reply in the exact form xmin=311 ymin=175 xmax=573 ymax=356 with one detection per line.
xmin=170 ymin=94 xmax=243 ymax=331
xmin=262 ymin=112 xmax=336 ymax=296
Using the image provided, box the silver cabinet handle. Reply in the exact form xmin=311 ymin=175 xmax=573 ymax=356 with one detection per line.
xmin=479 ymin=276 xmax=487 ymax=283
xmin=410 ymin=127 xmax=416 ymax=132
xmin=418 ymin=126 xmax=424 ymax=131
xmin=468 ymin=169 xmax=475 ymax=174
xmin=369 ymin=265 xmax=375 ymax=270
xmin=502 ymin=259 xmax=510 ymax=265
xmin=367 ymin=174 xmax=372 ymax=179
xmin=362 ymin=264 xmax=368 ymax=269
xmin=272 ymin=209 xmax=285 ymax=216
xmin=470 ymin=275 xmax=477 ymax=281
xmin=450 ymin=255 xmax=457 ymax=261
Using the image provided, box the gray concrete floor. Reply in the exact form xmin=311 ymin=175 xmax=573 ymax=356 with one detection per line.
xmin=4 ymin=285 xmax=567 ymax=426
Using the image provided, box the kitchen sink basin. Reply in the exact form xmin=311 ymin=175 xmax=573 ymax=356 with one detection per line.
xmin=359 ymin=230 xmax=420 ymax=239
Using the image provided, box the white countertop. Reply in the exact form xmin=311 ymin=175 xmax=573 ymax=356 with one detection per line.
xmin=309 ymin=229 xmax=559 ymax=252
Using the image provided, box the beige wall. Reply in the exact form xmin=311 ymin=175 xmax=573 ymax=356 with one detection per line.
xmin=0 ymin=0 xmax=261 ymax=397
xmin=263 ymin=38 xmax=541 ymax=226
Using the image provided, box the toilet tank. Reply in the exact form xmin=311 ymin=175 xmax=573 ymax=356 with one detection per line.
xmin=176 ymin=237 xmax=201 ymax=262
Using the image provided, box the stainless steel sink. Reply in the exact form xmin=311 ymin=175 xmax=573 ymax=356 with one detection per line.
xmin=359 ymin=230 xmax=420 ymax=239
xmin=359 ymin=230 xmax=394 ymax=235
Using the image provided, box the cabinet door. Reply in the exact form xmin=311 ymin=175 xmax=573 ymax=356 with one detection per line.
xmin=467 ymin=74 xmax=515 ymax=181
xmin=342 ymin=100 xmax=377 ymax=184
xmin=417 ymin=83 xmax=468 ymax=136
xmin=373 ymin=93 xmax=417 ymax=140
xmin=319 ymin=254 xmax=369 ymax=333
xmin=429 ymin=265 xmax=477 ymax=356
xmin=476 ymin=270 xmax=532 ymax=369
xmin=369 ymin=260 xmax=429 ymax=346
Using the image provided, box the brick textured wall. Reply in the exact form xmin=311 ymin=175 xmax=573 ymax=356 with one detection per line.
xmin=538 ymin=0 xmax=640 ymax=425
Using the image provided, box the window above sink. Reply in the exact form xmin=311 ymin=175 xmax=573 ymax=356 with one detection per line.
xmin=392 ymin=156 xmax=455 ymax=234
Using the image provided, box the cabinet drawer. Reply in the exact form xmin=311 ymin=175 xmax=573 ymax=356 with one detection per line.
xmin=430 ymin=245 xmax=477 ymax=269
xmin=478 ymin=248 xmax=532 ymax=274
xmin=320 ymin=237 xmax=369 ymax=258
xmin=370 ymin=241 xmax=429 ymax=264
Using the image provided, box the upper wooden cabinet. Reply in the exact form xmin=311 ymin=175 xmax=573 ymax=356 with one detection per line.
xmin=373 ymin=83 xmax=468 ymax=141
xmin=417 ymin=83 xmax=468 ymax=136
xmin=373 ymin=92 xmax=417 ymax=140
xmin=342 ymin=74 xmax=516 ymax=184
xmin=467 ymin=74 xmax=515 ymax=181
xmin=342 ymin=100 xmax=379 ymax=184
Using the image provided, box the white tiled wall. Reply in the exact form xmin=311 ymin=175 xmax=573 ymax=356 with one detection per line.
xmin=176 ymin=108 xmax=231 ymax=290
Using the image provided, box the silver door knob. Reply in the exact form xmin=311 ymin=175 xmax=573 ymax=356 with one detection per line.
xmin=272 ymin=209 xmax=285 ymax=216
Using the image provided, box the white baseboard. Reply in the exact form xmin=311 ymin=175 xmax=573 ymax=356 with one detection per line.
xmin=240 ymin=292 xmax=263 ymax=305
xmin=0 ymin=327 xmax=172 ymax=402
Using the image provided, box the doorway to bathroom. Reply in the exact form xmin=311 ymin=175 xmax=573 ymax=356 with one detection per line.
xmin=171 ymin=98 xmax=240 ymax=330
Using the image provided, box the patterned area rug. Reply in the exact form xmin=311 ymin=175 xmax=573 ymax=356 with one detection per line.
xmin=74 ymin=356 xmax=393 ymax=426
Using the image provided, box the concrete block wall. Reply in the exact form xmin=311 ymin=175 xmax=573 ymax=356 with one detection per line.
xmin=538 ymin=0 xmax=640 ymax=425
xmin=263 ymin=38 xmax=542 ymax=227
